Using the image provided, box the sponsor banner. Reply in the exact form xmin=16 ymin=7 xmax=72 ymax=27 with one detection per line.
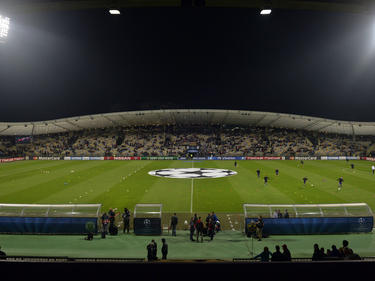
xmin=64 ymin=156 xmax=104 ymax=160
xmin=362 ymin=157 xmax=375 ymax=161
xmin=294 ymin=157 xmax=318 ymax=160
xmin=0 ymin=157 xmax=24 ymax=163
xmin=322 ymin=156 xmax=360 ymax=160
xmin=71 ymin=157 xmax=83 ymax=160
xmin=221 ymin=156 xmax=246 ymax=160
xmin=246 ymin=157 xmax=282 ymax=160
xmin=192 ymin=157 xmax=207 ymax=160
xmin=39 ymin=157 xmax=61 ymax=160
xmin=179 ymin=157 xmax=187 ymax=160
xmin=104 ymin=156 xmax=114 ymax=160
xmin=89 ymin=157 xmax=104 ymax=160
xmin=346 ymin=156 xmax=360 ymax=160
xmin=114 ymin=157 xmax=141 ymax=160
xmin=147 ymin=157 xmax=178 ymax=160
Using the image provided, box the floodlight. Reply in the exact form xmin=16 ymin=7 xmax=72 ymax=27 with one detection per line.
xmin=109 ymin=9 xmax=121 ymax=15
xmin=260 ymin=9 xmax=272 ymax=15
xmin=0 ymin=15 xmax=10 ymax=40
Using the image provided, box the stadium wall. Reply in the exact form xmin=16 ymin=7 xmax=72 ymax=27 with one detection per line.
xmin=0 ymin=217 xmax=98 ymax=235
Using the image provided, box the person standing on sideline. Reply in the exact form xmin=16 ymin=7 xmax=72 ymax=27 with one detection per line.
xmin=161 ymin=238 xmax=168 ymax=260
xmin=256 ymin=216 xmax=264 ymax=241
xmin=275 ymin=169 xmax=279 ymax=176
xmin=170 ymin=213 xmax=178 ymax=236
xmin=189 ymin=217 xmax=195 ymax=241
xmin=151 ymin=239 xmax=157 ymax=260
xmin=372 ymin=165 xmax=375 ymax=175
xmin=122 ymin=208 xmax=130 ymax=234
xmin=196 ymin=217 xmax=204 ymax=243
xmin=208 ymin=218 xmax=215 ymax=241
xmin=284 ymin=209 xmax=289 ymax=218
xmin=146 ymin=241 xmax=154 ymax=261
xmin=101 ymin=212 xmax=109 ymax=234
xmin=234 ymin=161 xmax=237 ymax=168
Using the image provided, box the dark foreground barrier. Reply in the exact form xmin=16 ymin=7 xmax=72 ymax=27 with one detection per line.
xmin=245 ymin=217 xmax=374 ymax=235
xmin=0 ymin=217 xmax=98 ymax=234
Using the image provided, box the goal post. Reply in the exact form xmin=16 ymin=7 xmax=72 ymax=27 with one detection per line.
xmin=133 ymin=203 xmax=162 ymax=235
xmin=243 ymin=203 xmax=373 ymax=235
xmin=0 ymin=203 xmax=102 ymax=234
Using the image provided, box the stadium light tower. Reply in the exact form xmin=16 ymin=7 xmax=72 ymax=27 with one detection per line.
xmin=0 ymin=14 xmax=10 ymax=43
xmin=260 ymin=9 xmax=272 ymax=15
xmin=109 ymin=9 xmax=121 ymax=15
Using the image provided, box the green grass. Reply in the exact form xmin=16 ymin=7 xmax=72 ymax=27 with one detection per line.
xmin=1 ymin=160 xmax=375 ymax=213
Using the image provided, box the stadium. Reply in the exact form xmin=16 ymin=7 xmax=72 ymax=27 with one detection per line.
xmin=2 ymin=0 xmax=375 ymax=279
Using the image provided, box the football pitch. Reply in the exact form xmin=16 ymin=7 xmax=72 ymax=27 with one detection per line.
xmin=1 ymin=160 xmax=375 ymax=214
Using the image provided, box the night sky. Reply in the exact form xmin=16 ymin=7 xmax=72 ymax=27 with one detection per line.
xmin=1 ymin=8 xmax=375 ymax=122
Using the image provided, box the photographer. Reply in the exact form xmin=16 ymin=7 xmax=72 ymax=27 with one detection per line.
xmin=122 ymin=208 xmax=131 ymax=234
xmin=256 ymin=216 xmax=264 ymax=241
xmin=247 ymin=220 xmax=257 ymax=238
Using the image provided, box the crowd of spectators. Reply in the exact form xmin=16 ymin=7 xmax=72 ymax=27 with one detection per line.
xmin=0 ymin=124 xmax=374 ymax=158
xmin=252 ymin=240 xmax=361 ymax=262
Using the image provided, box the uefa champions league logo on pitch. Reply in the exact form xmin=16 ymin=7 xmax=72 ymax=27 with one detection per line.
xmin=144 ymin=219 xmax=151 ymax=226
xmin=148 ymin=168 xmax=237 ymax=179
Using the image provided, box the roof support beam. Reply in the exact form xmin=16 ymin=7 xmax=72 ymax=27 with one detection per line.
xmin=303 ymin=120 xmax=322 ymax=130
xmin=53 ymin=123 xmax=71 ymax=131
xmin=0 ymin=126 xmax=10 ymax=134
xmin=265 ymin=115 xmax=282 ymax=127
xmin=255 ymin=114 xmax=268 ymax=126
xmin=103 ymin=116 xmax=120 ymax=127
xmin=316 ymin=122 xmax=335 ymax=132
xmin=65 ymin=120 xmax=83 ymax=130
xmin=3 ymin=0 xmax=371 ymax=15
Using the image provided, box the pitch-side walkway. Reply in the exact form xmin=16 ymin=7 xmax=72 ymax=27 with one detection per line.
xmin=0 ymin=230 xmax=374 ymax=259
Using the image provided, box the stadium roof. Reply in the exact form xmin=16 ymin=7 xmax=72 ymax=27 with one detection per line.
xmin=0 ymin=109 xmax=375 ymax=136
xmin=3 ymin=0 xmax=375 ymax=14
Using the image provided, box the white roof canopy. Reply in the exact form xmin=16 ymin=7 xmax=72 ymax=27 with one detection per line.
xmin=0 ymin=109 xmax=374 ymax=136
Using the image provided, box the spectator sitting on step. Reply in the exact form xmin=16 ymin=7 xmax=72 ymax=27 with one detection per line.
xmin=339 ymin=240 xmax=352 ymax=258
xmin=312 ymin=243 xmax=322 ymax=261
xmin=271 ymin=245 xmax=284 ymax=261
xmin=253 ymin=246 xmax=272 ymax=262
xmin=329 ymin=245 xmax=340 ymax=258
xmin=0 ymin=246 xmax=6 ymax=259
xmin=281 ymin=244 xmax=291 ymax=261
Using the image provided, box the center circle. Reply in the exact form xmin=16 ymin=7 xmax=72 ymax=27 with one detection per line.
xmin=148 ymin=168 xmax=237 ymax=179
